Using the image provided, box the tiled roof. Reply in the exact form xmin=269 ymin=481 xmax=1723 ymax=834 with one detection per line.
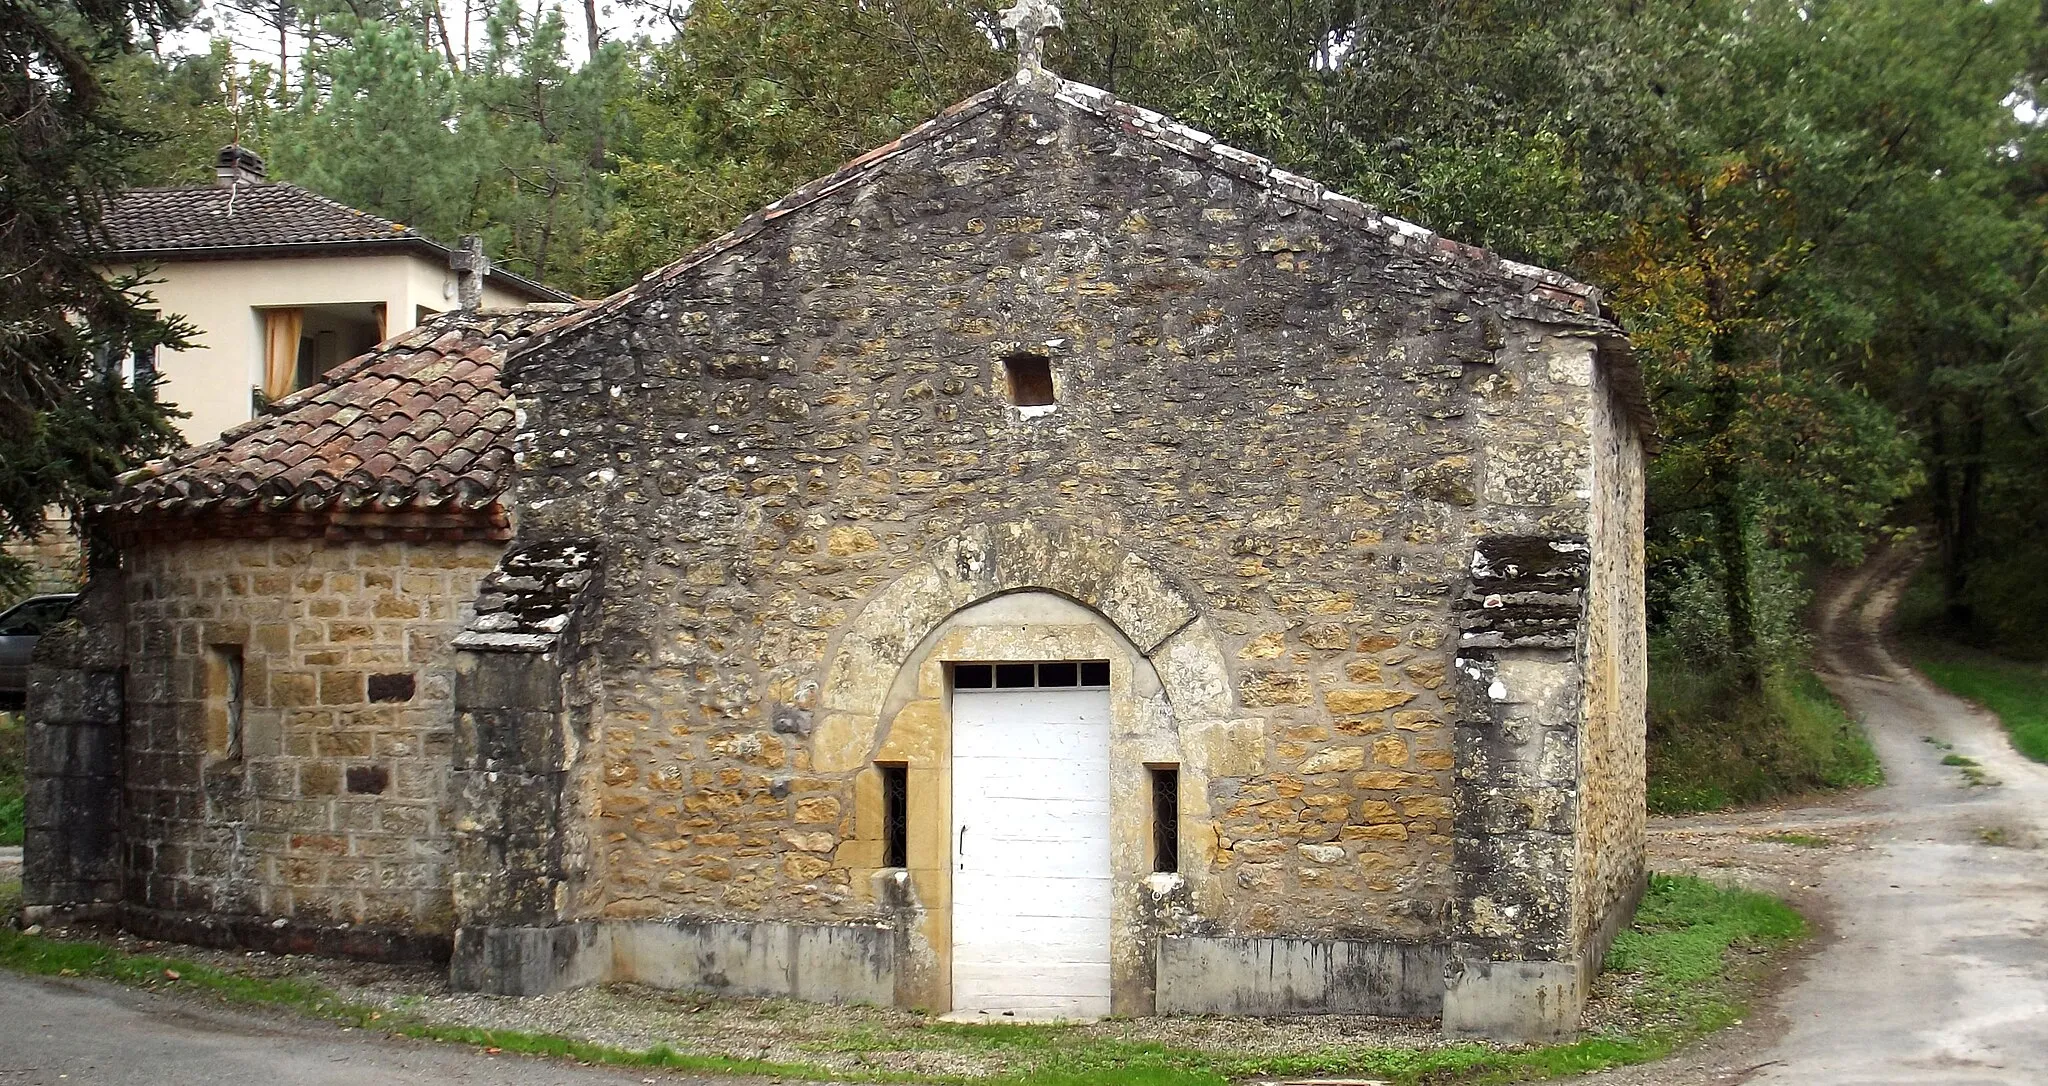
xmin=101 ymin=182 xmax=421 ymax=252
xmin=108 ymin=305 xmax=581 ymax=519
xmin=96 ymin=182 xmax=574 ymax=302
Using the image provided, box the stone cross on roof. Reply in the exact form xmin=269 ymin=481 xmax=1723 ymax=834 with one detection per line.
xmin=1001 ymin=0 xmax=1063 ymax=75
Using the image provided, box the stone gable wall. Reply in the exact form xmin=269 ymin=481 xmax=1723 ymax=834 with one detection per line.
xmin=504 ymin=90 xmax=1613 ymax=949
xmin=116 ymin=537 xmax=499 ymax=947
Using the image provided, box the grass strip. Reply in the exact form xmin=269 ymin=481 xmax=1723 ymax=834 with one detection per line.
xmin=0 ymin=873 xmax=1802 ymax=1086
xmin=1648 ymin=654 xmax=1882 ymax=815
xmin=1911 ymin=649 xmax=2048 ymax=764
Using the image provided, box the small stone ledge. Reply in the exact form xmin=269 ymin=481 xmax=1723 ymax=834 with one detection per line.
xmin=453 ymin=541 xmax=600 ymax=652
xmin=1456 ymin=535 xmax=1590 ymax=649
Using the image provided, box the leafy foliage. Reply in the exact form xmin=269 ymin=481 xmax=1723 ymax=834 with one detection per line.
xmin=1 ymin=0 xmax=195 ymax=586
xmin=25 ymin=0 xmax=2048 ymax=803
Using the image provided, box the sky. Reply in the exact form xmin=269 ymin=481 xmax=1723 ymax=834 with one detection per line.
xmin=161 ymin=0 xmax=669 ymax=76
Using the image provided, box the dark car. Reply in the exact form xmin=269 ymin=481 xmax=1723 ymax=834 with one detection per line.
xmin=0 ymin=593 xmax=77 ymax=710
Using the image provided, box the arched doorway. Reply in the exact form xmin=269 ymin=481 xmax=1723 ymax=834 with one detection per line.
xmin=809 ymin=521 xmax=1242 ymax=1016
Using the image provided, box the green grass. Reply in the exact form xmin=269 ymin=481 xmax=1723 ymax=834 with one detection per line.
xmin=0 ymin=874 xmax=1804 ymax=1086
xmin=1754 ymin=832 xmax=1831 ymax=848
xmin=0 ymin=711 xmax=22 ymax=847
xmin=1910 ymin=648 xmax=2048 ymax=765
xmin=1648 ymin=647 xmax=1883 ymax=814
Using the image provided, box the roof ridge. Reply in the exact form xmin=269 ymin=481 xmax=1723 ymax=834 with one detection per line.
xmin=1042 ymin=75 xmax=1609 ymax=310
xmin=512 ymin=76 xmax=1612 ymax=366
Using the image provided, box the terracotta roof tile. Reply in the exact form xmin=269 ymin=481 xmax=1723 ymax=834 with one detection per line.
xmin=109 ymin=305 xmax=583 ymax=518
xmin=96 ymin=182 xmax=576 ymax=303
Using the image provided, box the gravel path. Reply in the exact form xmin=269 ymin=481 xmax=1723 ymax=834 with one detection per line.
xmin=1588 ymin=546 xmax=2048 ymax=1086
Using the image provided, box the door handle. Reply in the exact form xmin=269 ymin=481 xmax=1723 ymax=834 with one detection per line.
xmin=958 ymin=824 xmax=967 ymax=857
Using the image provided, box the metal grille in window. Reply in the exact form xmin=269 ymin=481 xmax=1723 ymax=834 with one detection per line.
xmin=1150 ymin=765 xmax=1179 ymax=873
xmin=879 ymin=763 xmax=908 ymax=868
xmin=951 ymin=660 xmax=1110 ymax=689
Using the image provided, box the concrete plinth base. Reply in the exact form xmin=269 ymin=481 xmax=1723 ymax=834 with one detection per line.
xmin=451 ymin=922 xmax=611 ymax=996
xmin=1441 ymin=958 xmax=1583 ymax=1040
xmin=1156 ymin=935 xmax=1444 ymax=1017
xmin=451 ymin=918 xmax=896 ymax=1004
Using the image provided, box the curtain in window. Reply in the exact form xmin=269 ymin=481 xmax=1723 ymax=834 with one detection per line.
xmin=262 ymin=307 xmax=303 ymax=401
xmin=372 ymin=303 xmax=387 ymax=342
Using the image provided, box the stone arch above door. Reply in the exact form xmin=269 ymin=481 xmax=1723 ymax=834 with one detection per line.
xmin=814 ymin=520 xmax=1237 ymax=775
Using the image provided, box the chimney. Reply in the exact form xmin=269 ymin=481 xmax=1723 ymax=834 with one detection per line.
xmin=450 ymin=234 xmax=490 ymax=311
xmin=214 ymin=144 xmax=266 ymax=187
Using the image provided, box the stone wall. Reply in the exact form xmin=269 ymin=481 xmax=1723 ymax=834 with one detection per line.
xmin=115 ymin=537 xmax=499 ymax=954
xmin=3 ymin=507 xmax=85 ymax=604
xmin=497 ymin=82 xmax=1628 ymax=1014
xmin=1572 ymin=351 xmax=1649 ymax=962
xmin=21 ymin=572 xmax=127 ymax=918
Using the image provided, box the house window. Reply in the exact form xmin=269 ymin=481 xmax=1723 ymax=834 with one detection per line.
xmin=1002 ymin=352 xmax=1056 ymax=408
xmin=207 ymin=645 xmax=245 ymax=760
xmin=129 ymin=342 xmax=157 ymax=385
xmin=1149 ymin=764 xmax=1180 ymax=873
xmin=879 ymin=762 xmax=909 ymax=868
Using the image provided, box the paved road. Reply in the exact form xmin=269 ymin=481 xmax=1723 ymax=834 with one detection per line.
xmin=0 ymin=971 xmax=725 ymax=1086
xmin=1741 ymin=549 xmax=2048 ymax=1084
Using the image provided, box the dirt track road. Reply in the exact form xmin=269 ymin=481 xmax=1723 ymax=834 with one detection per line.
xmin=1596 ymin=548 xmax=2048 ymax=1085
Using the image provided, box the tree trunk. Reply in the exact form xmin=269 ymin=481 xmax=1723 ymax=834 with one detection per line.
xmin=583 ymin=0 xmax=602 ymax=59
xmin=1950 ymin=412 xmax=1986 ymax=629
xmin=431 ymin=0 xmax=459 ymax=66
xmin=1707 ymin=364 xmax=1761 ymax=692
xmin=1929 ymin=398 xmax=1986 ymax=633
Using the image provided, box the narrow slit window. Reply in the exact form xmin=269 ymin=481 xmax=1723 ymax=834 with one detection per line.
xmin=1080 ymin=660 xmax=1111 ymax=687
xmin=879 ymin=763 xmax=909 ymax=869
xmin=1150 ymin=765 xmax=1179 ymax=873
xmin=209 ymin=645 xmax=245 ymax=760
xmin=1003 ymin=353 xmax=1056 ymax=407
xmin=953 ymin=663 xmax=993 ymax=689
xmin=994 ymin=662 xmax=1037 ymax=688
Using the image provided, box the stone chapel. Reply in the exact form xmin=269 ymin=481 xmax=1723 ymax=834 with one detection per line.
xmin=24 ymin=14 xmax=1650 ymax=1040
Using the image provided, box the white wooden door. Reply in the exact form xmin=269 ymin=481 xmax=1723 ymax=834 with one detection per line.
xmin=950 ymin=686 xmax=1113 ymax=1019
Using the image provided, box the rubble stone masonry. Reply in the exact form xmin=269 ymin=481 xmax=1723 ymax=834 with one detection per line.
xmin=479 ymin=82 xmax=1647 ymax=1018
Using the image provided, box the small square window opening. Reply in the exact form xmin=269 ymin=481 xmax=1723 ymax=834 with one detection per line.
xmin=1003 ymin=353 xmax=1056 ymax=407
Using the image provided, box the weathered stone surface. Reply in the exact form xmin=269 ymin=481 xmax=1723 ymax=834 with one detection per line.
xmin=73 ymin=538 xmax=499 ymax=937
xmin=30 ymin=71 xmax=1646 ymax=1037
xmin=1157 ymin=934 xmax=1444 ymax=1017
